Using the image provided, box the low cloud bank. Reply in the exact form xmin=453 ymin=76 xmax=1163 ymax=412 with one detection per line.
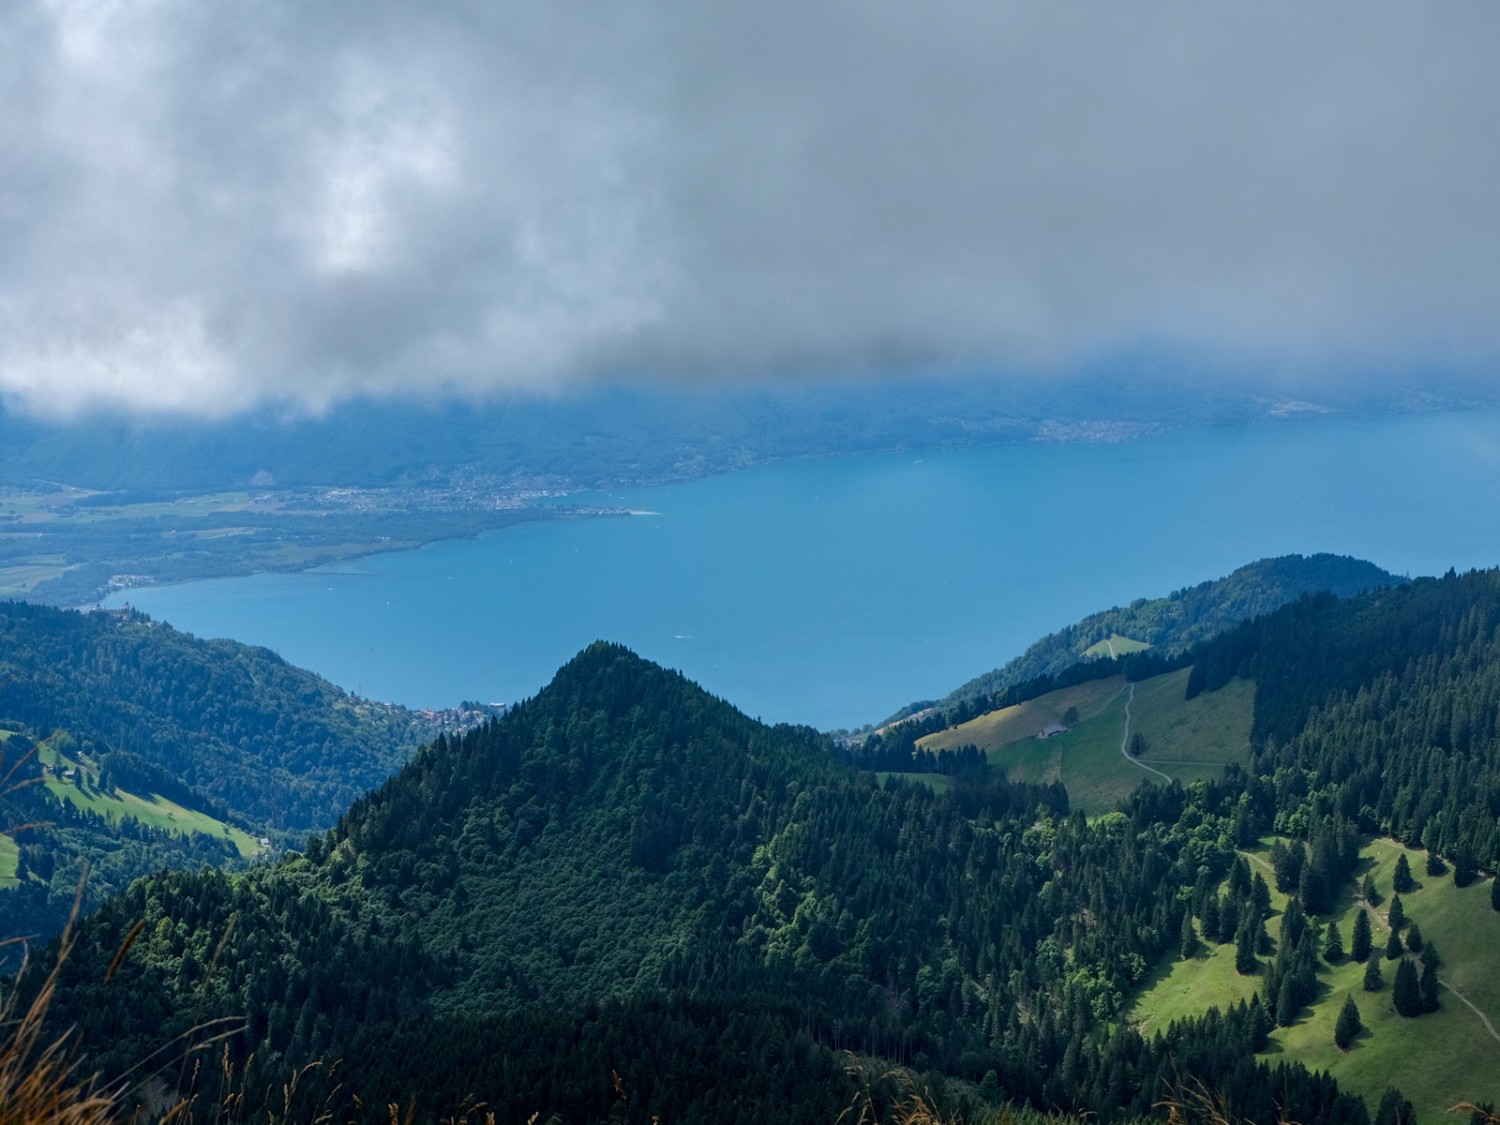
xmin=3 ymin=3 xmax=1498 ymax=418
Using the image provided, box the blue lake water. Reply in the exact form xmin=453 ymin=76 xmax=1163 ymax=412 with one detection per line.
xmin=109 ymin=410 xmax=1500 ymax=729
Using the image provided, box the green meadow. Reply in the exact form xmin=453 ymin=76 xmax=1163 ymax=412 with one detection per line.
xmin=920 ymin=667 xmax=1254 ymax=813
xmin=0 ymin=833 xmax=18 ymax=889
xmin=1130 ymin=837 xmax=1500 ymax=1120
xmin=37 ymin=736 xmax=260 ymax=858
xmin=1082 ymin=633 xmax=1152 ymax=660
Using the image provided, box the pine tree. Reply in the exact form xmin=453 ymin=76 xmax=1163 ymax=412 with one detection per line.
xmin=1393 ymin=853 xmax=1415 ymax=893
xmin=1426 ymin=850 xmax=1446 ymax=877
xmin=1350 ymin=909 xmax=1373 ymax=962
xmin=1334 ymin=994 xmax=1362 ymax=1049
xmin=1276 ymin=975 xmax=1299 ymax=1026
xmin=1385 ymin=928 xmax=1404 ymax=960
xmin=1251 ymin=871 xmax=1271 ymax=921
xmin=1387 ymin=892 xmax=1405 ymax=931
xmin=1199 ymin=894 xmax=1221 ymax=944
xmin=1375 ymin=1086 xmax=1416 ymax=1125
xmin=1492 ymin=875 xmax=1500 ymax=913
xmin=1363 ymin=873 xmax=1380 ymax=905
xmin=1421 ymin=941 xmax=1441 ymax=970
xmin=1403 ymin=921 xmax=1423 ymax=953
xmin=1235 ymin=917 xmax=1259 ymax=976
xmin=1454 ymin=848 xmax=1478 ymax=888
xmin=1323 ymin=919 xmax=1344 ymax=963
xmin=1179 ymin=911 xmax=1198 ymax=960
xmin=1392 ymin=959 xmax=1421 ymax=1016
xmin=1419 ymin=959 xmax=1440 ymax=1013
xmin=1362 ymin=956 xmax=1383 ymax=991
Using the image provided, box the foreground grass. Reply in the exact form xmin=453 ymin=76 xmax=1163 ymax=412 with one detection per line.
xmin=1129 ymin=837 xmax=1500 ymax=1119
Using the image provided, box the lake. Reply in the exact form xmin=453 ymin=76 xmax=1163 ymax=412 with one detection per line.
xmin=108 ymin=409 xmax=1500 ymax=729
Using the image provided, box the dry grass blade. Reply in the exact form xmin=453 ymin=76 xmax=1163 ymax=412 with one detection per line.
xmin=103 ymin=919 xmax=145 ymax=985
xmin=0 ymin=876 xmax=115 ymax=1125
xmin=198 ymin=914 xmax=237 ymax=999
xmin=1452 ymin=1104 xmax=1500 ymax=1124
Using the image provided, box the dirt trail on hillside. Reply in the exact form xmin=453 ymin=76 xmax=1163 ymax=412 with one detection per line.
xmin=1119 ymin=683 xmax=1172 ymax=782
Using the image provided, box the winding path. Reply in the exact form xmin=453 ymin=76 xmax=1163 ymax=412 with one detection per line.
xmin=1119 ymin=683 xmax=1172 ymax=782
xmin=1351 ymin=891 xmax=1500 ymax=1047
xmin=1439 ymin=976 xmax=1500 ymax=1045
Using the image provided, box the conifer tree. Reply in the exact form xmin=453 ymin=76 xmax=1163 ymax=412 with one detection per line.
xmin=1334 ymin=994 xmax=1362 ymax=1049
xmin=1276 ymin=975 xmax=1299 ymax=1025
xmin=1375 ymin=1086 xmax=1416 ymax=1125
xmin=1392 ymin=960 xmax=1421 ymax=1016
xmin=1247 ymin=995 xmax=1273 ymax=1050
xmin=1198 ymin=894 xmax=1221 ymax=943
xmin=1350 ymin=909 xmax=1373 ymax=962
xmin=1419 ymin=959 xmax=1440 ymax=1013
xmin=1426 ymin=850 xmax=1446 ymax=877
xmin=1454 ymin=847 xmax=1477 ymax=888
xmin=1403 ymin=921 xmax=1423 ymax=953
xmin=1421 ymin=941 xmax=1441 ymax=971
xmin=1251 ymin=871 xmax=1272 ymax=921
xmin=1180 ymin=911 xmax=1198 ymax=960
xmin=1235 ymin=917 xmax=1259 ymax=976
xmin=1387 ymin=892 xmax=1405 ymax=931
xmin=1384 ymin=928 xmax=1403 ymax=960
xmin=1362 ymin=956 xmax=1383 ymax=991
xmin=1393 ymin=853 xmax=1415 ymax=893
xmin=1492 ymin=875 xmax=1500 ymax=913
xmin=1323 ymin=919 xmax=1344 ymax=963
xmin=1363 ymin=873 xmax=1380 ymax=905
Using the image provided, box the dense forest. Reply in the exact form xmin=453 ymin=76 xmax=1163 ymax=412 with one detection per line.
xmin=21 ymin=569 xmax=1500 ymax=1122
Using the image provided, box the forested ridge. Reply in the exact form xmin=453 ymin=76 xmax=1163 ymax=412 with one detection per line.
xmin=927 ymin=554 xmax=1396 ymax=717
xmin=21 ymin=569 xmax=1500 ymax=1123
xmin=0 ymin=600 xmax=444 ymax=953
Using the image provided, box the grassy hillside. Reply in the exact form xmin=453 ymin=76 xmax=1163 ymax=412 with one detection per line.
xmin=919 ymin=676 xmax=1126 ymax=753
xmin=1082 ymin=633 xmax=1151 ymax=659
xmin=919 ymin=667 xmax=1254 ymax=813
xmin=0 ymin=832 xmax=17 ymax=889
xmin=1129 ymin=838 xmax=1500 ymax=1120
xmin=36 ymin=736 xmax=260 ymax=857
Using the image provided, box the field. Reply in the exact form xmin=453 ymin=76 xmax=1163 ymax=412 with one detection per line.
xmin=1129 ymin=838 xmax=1500 ymax=1119
xmin=1082 ymin=633 xmax=1152 ymax=660
xmin=36 ymin=737 xmax=260 ymax=857
xmin=0 ymin=833 xmax=18 ymax=889
xmin=919 ymin=667 xmax=1254 ymax=813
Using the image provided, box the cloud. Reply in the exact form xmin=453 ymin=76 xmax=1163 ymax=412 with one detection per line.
xmin=2 ymin=1 xmax=1498 ymax=418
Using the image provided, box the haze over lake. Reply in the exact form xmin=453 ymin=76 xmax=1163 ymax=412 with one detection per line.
xmin=110 ymin=410 xmax=1500 ymax=728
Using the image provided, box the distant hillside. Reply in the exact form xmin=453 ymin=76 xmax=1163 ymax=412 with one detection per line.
xmin=0 ymin=600 xmax=458 ymax=953
xmin=934 ymin=553 xmax=1397 ymax=712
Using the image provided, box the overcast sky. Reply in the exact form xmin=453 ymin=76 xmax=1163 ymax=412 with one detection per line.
xmin=2 ymin=2 xmax=1498 ymax=419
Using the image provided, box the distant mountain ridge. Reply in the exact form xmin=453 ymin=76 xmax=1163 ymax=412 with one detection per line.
xmin=929 ymin=553 xmax=1398 ymax=714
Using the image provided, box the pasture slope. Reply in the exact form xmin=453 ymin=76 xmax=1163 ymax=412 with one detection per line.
xmin=919 ymin=666 xmax=1254 ymax=812
xmin=1131 ymin=838 xmax=1500 ymax=1120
